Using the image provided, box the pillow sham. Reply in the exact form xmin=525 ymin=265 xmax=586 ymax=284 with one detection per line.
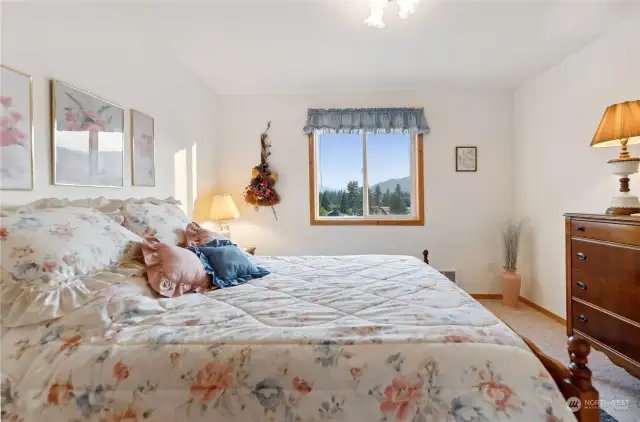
xmin=141 ymin=237 xmax=212 ymax=297
xmin=188 ymin=244 xmax=269 ymax=288
xmin=0 ymin=207 xmax=142 ymax=326
xmin=121 ymin=202 xmax=190 ymax=245
xmin=185 ymin=222 xmax=227 ymax=246
xmin=7 ymin=196 xmax=110 ymax=212
xmin=98 ymin=196 xmax=182 ymax=212
xmin=0 ymin=196 xmax=125 ymax=224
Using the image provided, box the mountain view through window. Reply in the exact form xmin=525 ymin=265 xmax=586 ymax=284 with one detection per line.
xmin=316 ymin=133 xmax=414 ymax=219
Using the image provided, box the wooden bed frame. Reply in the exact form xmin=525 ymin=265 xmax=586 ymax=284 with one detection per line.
xmin=422 ymin=250 xmax=600 ymax=422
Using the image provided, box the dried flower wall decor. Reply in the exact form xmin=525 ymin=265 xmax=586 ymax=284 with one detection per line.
xmin=244 ymin=121 xmax=280 ymax=219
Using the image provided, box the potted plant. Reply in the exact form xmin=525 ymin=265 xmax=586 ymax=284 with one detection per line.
xmin=501 ymin=219 xmax=524 ymax=308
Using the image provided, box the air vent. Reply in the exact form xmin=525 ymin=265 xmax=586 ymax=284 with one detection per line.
xmin=439 ymin=270 xmax=456 ymax=284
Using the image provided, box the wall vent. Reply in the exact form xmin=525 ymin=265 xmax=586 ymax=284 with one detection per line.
xmin=439 ymin=270 xmax=456 ymax=284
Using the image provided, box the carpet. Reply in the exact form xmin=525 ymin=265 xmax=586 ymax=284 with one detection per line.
xmin=479 ymin=300 xmax=639 ymax=422
xmin=601 ymin=409 xmax=619 ymax=422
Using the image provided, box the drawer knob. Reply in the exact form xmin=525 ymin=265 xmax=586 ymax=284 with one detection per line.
xmin=578 ymin=314 xmax=588 ymax=323
xmin=576 ymin=252 xmax=586 ymax=260
xmin=576 ymin=281 xmax=587 ymax=290
xmin=576 ymin=226 xmax=585 ymax=232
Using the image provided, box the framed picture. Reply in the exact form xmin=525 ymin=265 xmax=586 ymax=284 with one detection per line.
xmin=456 ymin=146 xmax=477 ymax=172
xmin=1 ymin=65 xmax=34 ymax=190
xmin=51 ymin=80 xmax=124 ymax=187
xmin=131 ymin=109 xmax=155 ymax=186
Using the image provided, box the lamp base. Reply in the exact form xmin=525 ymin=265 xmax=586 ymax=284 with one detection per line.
xmin=606 ymin=206 xmax=640 ymax=216
xmin=219 ymin=220 xmax=231 ymax=238
xmin=606 ymin=159 xmax=640 ymax=216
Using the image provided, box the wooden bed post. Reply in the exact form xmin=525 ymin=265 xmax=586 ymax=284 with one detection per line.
xmin=563 ymin=337 xmax=599 ymax=422
xmin=419 ymin=249 xmax=599 ymax=421
xmin=510 ymin=334 xmax=599 ymax=422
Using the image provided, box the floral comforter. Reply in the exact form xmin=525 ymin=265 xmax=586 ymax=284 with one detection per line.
xmin=1 ymin=255 xmax=575 ymax=422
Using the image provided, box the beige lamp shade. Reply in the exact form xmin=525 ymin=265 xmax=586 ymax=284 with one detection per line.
xmin=591 ymin=100 xmax=640 ymax=148
xmin=209 ymin=194 xmax=240 ymax=221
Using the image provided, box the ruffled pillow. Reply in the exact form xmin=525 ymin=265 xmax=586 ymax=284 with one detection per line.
xmin=0 ymin=196 xmax=125 ymax=224
xmin=184 ymin=222 xmax=226 ymax=247
xmin=0 ymin=207 xmax=142 ymax=326
xmin=141 ymin=237 xmax=212 ymax=297
xmin=187 ymin=243 xmax=269 ymax=288
xmin=122 ymin=202 xmax=190 ymax=246
xmin=0 ymin=269 xmax=109 ymax=327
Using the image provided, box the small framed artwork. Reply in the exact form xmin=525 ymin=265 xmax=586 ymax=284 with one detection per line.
xmin=1 ymin=65 xmax=34 ymax=190
xmin=130 ymin=109 xmax=155 ymax=186
xmin=456 ymin=146 xmax=477 ymax=172
xmin=51 ymin=80 xmax=124 ymax=187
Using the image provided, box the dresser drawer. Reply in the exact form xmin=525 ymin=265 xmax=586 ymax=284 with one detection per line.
xmin=572 ymin=300 xmax=640 ymax=363
xmin=571 ymin=219 xmax=640 ymax=246
xmin=571 ymin=239 xmax=640 ymax=286
xmin=571 ymin=269 xmax=640 ymax=323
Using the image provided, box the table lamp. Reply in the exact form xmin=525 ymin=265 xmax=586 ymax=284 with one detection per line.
xmin=590 ymin=100 xmax=640 ymax=215
xmin=209 ymin=194 xmax=240 ymax=237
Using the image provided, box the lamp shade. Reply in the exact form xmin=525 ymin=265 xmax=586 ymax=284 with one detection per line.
xmin=209 ymin=194 xmax=240 ymax=221
xmin=591 ymin=100 xmax=640 ymax=148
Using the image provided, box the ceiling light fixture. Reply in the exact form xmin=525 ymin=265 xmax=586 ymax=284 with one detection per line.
xmin=365 ymin=0 xmax=420 ymax=28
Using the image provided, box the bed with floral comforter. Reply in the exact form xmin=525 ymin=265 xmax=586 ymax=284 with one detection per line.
xmin=1 ymin=255 xmax=575 ymax=422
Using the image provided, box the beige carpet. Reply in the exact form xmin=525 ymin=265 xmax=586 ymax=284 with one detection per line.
xmin=479 ymin=299 xmax=640 ymax=422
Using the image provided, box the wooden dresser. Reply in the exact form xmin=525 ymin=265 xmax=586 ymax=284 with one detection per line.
xmin=565 ymin=214 xmax=640 ymax=378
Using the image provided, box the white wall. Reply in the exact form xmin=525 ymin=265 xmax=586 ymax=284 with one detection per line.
xmin=514 ymin=15 xmax=640 ymax=317
xmin=0 ymin=3 xmax=3 ymax=63
xmin=0 ymin=2 xmax=217 ymax=217
xmin=7 ymin=2 xmax=634 ymax=307
xmin=215 ymin=89 xmax=514 ymax=294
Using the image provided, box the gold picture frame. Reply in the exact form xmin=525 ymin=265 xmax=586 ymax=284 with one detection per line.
xmin=50 ymin=80 xmax=124 ymax=188
xmin=0 ymin=64 xmax=34 ymax=190
xmin=130 ymin=109 xmax=155 ymax=187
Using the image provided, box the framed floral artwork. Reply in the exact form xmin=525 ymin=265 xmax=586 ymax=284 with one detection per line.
xmin=51 ymin=80 xmax=124 ymax=187
xmin=1 ymin=65 xmax=34 ymax=190
xmin=131 ymin=109 xmax=155 ymax=186
xmin=456 ymin=146 xmax=477 ymax=172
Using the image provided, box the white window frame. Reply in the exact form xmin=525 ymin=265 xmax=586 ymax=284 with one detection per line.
xmin=308 ymin=132 xmax=424 ymax=226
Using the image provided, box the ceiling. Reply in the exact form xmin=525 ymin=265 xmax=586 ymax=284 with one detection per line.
xmin=5 ymin=0 xmax=639 ymax=94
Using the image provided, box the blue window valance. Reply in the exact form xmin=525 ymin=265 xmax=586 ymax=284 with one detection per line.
xmin=303 ymin=107 xmax=430 ymax=135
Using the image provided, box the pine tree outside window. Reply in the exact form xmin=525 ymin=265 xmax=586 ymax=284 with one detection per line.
xmin=308 ymin=132 xmax=424 ymax=226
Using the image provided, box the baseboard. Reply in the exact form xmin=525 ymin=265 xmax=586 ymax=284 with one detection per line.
xmin=518 ymin=296 xmax=566 ymax=325
xmin=471 ymin=294 xmax=567 ymax=326
xmin=470 ymin=294 xmax=502 ymax=299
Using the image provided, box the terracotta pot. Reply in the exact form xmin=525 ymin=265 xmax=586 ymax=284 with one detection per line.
xmin=500 ymin=269 xmax=521 ymax=308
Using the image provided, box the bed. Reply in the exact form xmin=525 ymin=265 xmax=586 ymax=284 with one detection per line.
xmin=1 ymin=250 xmax=597 ymax=422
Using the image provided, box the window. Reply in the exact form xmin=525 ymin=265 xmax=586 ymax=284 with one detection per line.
xmin=308 ymin=133 xmax=424 ymax=225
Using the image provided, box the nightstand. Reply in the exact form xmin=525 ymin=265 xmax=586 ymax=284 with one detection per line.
xmin=244 ymin=247 xmax=256 ymax=255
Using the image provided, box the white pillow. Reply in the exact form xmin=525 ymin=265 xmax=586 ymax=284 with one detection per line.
xmin=121 ymin=201 xmax=190 ymax=245
xmin=101 ymin=197 xmax=183 ymax=226
xmin=99 ymin=196 xmax=181 ymax=211
xmin=0 ymin=207 xmax=142 ymax=326
xmin=0 ymin=196 xmax=182 ymax=229
xmin=0 ymin=196 xmax=124 ymax=223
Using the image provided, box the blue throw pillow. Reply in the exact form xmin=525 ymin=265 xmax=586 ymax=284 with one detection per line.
xmin=188 ymin=244 xmax=269 ymax=288
xmin=202 ymin=238 xmax=236 ymax=248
